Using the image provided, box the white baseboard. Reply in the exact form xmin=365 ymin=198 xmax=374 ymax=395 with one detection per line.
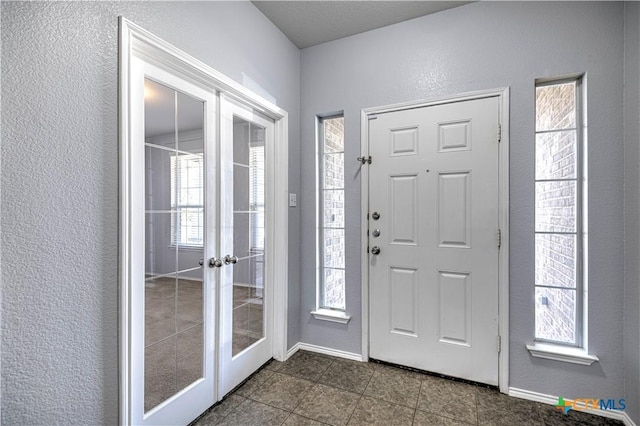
xmin=286 ymin=342 xmax=364 ymax=362
xmin=508 ymin=387 xmax=636 ymax=426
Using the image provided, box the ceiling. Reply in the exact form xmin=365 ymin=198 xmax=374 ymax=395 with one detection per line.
xmin=251 ymin=1 xmax=472 ymax=49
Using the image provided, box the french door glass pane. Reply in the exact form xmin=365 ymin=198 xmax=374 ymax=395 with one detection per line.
xmin=232 ymin=116 xmax=265 ymax=356
xmin=143 ymin=78 xmax=205 ymax=412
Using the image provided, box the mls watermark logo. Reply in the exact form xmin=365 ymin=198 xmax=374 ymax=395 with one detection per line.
xmin=555 ymin=396 xmax=626 ymax=414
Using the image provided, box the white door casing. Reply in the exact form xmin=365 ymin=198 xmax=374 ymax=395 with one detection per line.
xmin=366 ymin=94 xmax=508 ymax=387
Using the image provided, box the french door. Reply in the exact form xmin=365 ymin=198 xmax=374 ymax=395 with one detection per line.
xmin=127 ymin=57 xmax=274 ymax=425
xmin=219 ymin=98 xmax=274 ymax=396
xmin=130 ymin=58 xmax=216 ymax=426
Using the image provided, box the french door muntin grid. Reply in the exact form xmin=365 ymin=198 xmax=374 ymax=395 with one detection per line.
xmin=534 ymin=76 xmax=584 ymax=347
xmin=318 ymin=115 xmax=345 ymax=311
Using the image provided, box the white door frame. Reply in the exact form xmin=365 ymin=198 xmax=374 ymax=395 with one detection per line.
xmin=119 ymin=17 xmax=289 ymax=425
xmin=360 ymin=88 xmax=510 ymax=393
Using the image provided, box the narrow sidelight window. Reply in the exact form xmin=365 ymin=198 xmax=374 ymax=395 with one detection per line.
xmin=534 ymin=76 xmax=585 ymax=346
xmin=318 ymin=115 xmax=346 ymax=311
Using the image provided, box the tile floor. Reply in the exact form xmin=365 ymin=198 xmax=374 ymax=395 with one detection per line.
xmin=192 ymin=350 xmax=622 ymax=426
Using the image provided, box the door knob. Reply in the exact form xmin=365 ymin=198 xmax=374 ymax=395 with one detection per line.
xmin=198 ymin=258 xmax=204 ymax=266
xmin=371 ymin=212 xmax=380 ymax=220
xmin=208 ymin=257 xmax=223 ymax=268
xmin=224 ymin=255 xmax=238 ymax=265
xmin=371 ymin=246 xmax=381 ymax=255
xmin=372 ymin=229 xmax=381 ymax=237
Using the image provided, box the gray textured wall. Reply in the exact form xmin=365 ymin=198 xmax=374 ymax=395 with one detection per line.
xmin=0 ymin=2 xmax=300 ymax=423
xmin=624 ymin=2 xmax=640 ymax=423
xmin=300 ymin=0 xmax=626 ymax=401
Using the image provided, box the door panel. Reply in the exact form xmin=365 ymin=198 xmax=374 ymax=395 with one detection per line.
xmin=438 ymin=172 xmax=471 ymax=247
xmin=389 ymin=266 xmax=419 ymax=336
xmin=369 ymin=97 xmax=500 ymax=386
xmin=219 ymin=99 xmax=274 ymax=396
xmin=131 ymin=58 xmax=216 ymax=425
xmin=389 ymin=174 xmax=419 ymax=245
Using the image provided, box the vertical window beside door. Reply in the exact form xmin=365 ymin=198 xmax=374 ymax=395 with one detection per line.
xmin=534 ymin=76 xmax=585 ymax=346
xmin=318 ymin=116 xmax=346 ymax=311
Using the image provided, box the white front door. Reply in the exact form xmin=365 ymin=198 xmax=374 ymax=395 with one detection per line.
xmin=218 ymin=98 xmax=275 ymax=396
xmin=368 ymin=96 xmax=501 ymax=385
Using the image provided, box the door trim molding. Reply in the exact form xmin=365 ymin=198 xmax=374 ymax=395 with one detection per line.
xmin=119 ymin=17 xmax=289 ymax=424
xmin=360 ymin=88 xmax=510 ymax=393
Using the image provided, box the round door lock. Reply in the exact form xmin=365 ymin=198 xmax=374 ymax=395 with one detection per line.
xmin=224 ymin=255 xmax=239 ymax=265
xmin=371 ymin=212 xmax=380 ymax=220
xmin=372 ymin=229 xmax=381 ymax=238
xmin=371 ymin=246 xmax=381 ymax=255
xmin=208 ymin=257 xmax=223 ymax=268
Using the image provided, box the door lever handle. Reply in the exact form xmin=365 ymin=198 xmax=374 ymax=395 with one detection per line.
xmin=224 ymin=255 xmax=238 ymax=265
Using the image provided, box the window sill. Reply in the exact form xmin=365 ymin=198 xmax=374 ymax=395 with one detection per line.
xmin=526 ymin=343 xmax=599 ymax=366
xmin=310 ymin=309 xmax=351 ymax=324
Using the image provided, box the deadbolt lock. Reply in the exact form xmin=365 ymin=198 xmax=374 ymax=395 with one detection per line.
xmin=371 ymin=212 xmax=380 ymax=220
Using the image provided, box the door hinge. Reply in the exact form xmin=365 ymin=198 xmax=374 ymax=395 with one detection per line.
xmin=357 ymin=156 xmax=372 ymax=165
xmin=497 ymin=335 xmax=502 ymax=353
xmin=497 ymin=228 xmax=502 ymax=249
xmin=498 ymin=124 xmax=502 ymax=143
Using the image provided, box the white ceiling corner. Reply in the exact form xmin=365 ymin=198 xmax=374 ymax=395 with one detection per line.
xmin=251 ymin=1 xmax=472 ymax=49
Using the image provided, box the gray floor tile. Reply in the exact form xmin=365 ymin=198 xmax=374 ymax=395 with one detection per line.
xmin=536 ymin=402 xmax=624 ymax=425
xmin=264 ymin=358 xmax=285 ymax=371
xmin=347 ymin=395 xmax=414 ymax=426
xmin=249 ymin=372 xmax=315 ymax=411
xmin=217 ymin=399 xmax=289 ymax=426
xmin=283 ymin=413 xmax=327 ymax=425
xmin=363 ymin=365 xmax=422 ymax=408
xmin=192 ymin=354 xmax=625 ymax=426
xmin=279 ymin=351 xmax=335 ymax=382
xmin=211 ymin=394 xmax=246 ymax=418
xmin=477 ymin=387 xmax=545 ymax=425
xmin=417 ymin=376 xmax=477 ymax=424
xmin=234 ymin=368 xmax=275 ymax=397
xmin=193 ymin=410 xmax=224 ymax=426
xmin=294 ymin=383 xmax=361 ymax=425
xmin=318 ymin=358 xmax=375 ymax=394
xmin=413 ymin=410 xmax=472 ymax=425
